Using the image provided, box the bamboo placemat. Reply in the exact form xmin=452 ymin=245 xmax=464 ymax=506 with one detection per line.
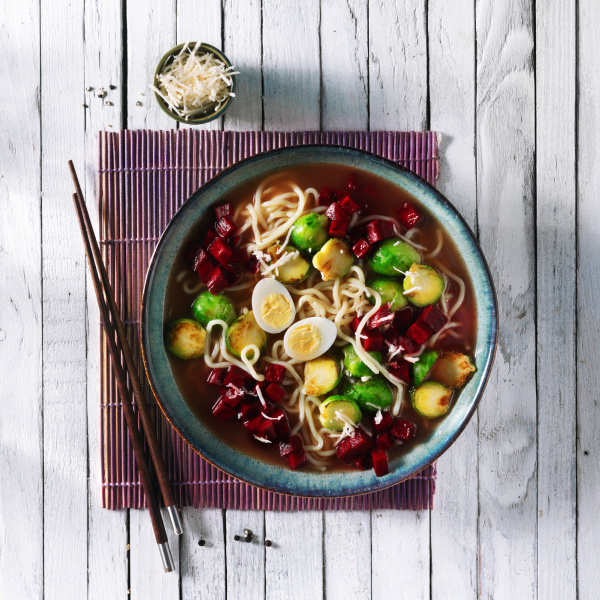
xmin=98 ymin=129 xmax=439 ymax=511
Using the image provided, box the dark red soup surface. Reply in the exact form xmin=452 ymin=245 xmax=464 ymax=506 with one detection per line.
xmin=164 ymin=164 xmax=477 ymax=474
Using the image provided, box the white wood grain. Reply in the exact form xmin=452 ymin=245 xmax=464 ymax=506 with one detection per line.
xmin=476 ymin=1 xmax=537 ymax=598
xmin=83 ymin=0 xmax=129 ymax=596
xmin=264 ymin=511 xmax=323 ymax=599
xmin=369 ymin=0 xmax=428 ymax=131
xmin=0 ymin=1 xmax=43 ymax=599
xmin=428 ymin=0 xmax=479 ymax=597
xmin=536 ymin=1 xmax=577 ymax=598
xmin=40 ymin=0 xmax=89 ymax=597
xmin=577 ymin=0 xmax=600 ymax=597
xmin=372 ymin=510 xmax=430 ymax=599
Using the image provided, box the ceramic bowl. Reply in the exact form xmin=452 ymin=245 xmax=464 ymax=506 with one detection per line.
xmin=141 ymin=145 xmax=498 ymax=497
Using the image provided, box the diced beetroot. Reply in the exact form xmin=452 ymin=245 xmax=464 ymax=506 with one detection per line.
xmin=254 ymin=418 xmax=276 ymax=441
xmin=245 ymin=255 xmax=261 ymax=274
xmin=350 ymin=314 xmax=362 ymax=334
xmin=190 ymin=245 xmax=209 ymax=271
xmin=361 ymin=328 xmax=383 ymax=352
xmin=269 ymin=409 xmax=290 ymax=437
xmin=215 ymin=216 xmax=237 ymax=239
xmin=207 ymin=236 xmax=232 ymax=265
xmin=221 ymin=263 xmax=242 ymax=286
xmin=212 ymin=398 xmax=237 ymax=421
xmin=203 ymin=229 xmax=217 ymax=248
xmin=351 ymin=454 xmax=372 ymax=470
xmin=279 ymin=434 xmax=304 ymax=456
xmin=265 ymin=383 xmax=286 ymax=403
xmin=230 ymin=235 xmax=242 ymax=249
xmin=395 ymin=334 xmax=420 ymax=355
xmin=347 ymin=174 xmax=359 ymax=191
xmin=265 ymin=364 xmax=286 ymax=384
xmin=285 ymin=448 xmax=308 ymax=470
xmin=406 ymin=320 xmax=434 ymax=345
xmin=195 ymin=257 xmax=214 ymax=283
xmin=336 ymin=429 xmax=374 ymax=463
xmin=396 ymin=202 xmax=422 ymax=230
xmin=214 ymin=202 xmax=233 ymax=220
xmin=371 ymin=450 xmax=389 ymax=477
xmin=391 ymin=419 xmax=415 ymax=441
xmin=221 ymin=387 xmax=244 ymax=408
xmin=418 ymin=305 xmax=448 ymax=332
xmin=326 ymin=202 xmax=349 ymax=221
xmin=376 ymin=431 xmax=394 ymax=451
xmin=229 ymin=248 xmax=249 ymax=263
xmin=388 ymin=361 xmax=412 ymax=384
xmin=352 ymin=238 xmax=371 ymax=259
xmin=329 ymin=219 xmax=348 ymax=237
xmin=373 ymin=411 xmax=393 ymax=434
xmin=243 ymin=414 xmax=263 ymax=434
xmin=191 ymin=246 xmax=214 ymax=282
xmin=207 ymin=368 xmax=226 ymax=386
xmin=237 ymin=400 xmax=258 ymax=422
xmin=223 ymin=365 xmax=247 ymax=388
xmin=367 ymin=306 xmax=395 ymax=329
xmin=391 ymin=308 xmax=414 ymax=333
xmin=318 ymin=187 xmax=337 ymax=206
xmin=366 ymin=219 xmax=394 ymax=244
xmin=338 ymin=194 xmax=361 ymax=215
xmin=206 ymin=266 xmax=229 ymax=294
xmin=348 ymin=225 xmax=366 ymax=243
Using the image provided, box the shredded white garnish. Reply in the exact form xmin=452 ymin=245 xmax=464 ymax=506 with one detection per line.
xmin=403 ymin=286 xmax=421 ymax=295
xmin=404 ymin=355 xmax=419 ymax=364
xmin=262 ymin=412 xmax=284 ymax=421
xmin=256 ymin=385 xmax=267 ymax=407
xmin=360 ymin=376 xmax=372 ymax=382
xmin=253 ymin=436 xmax=272 ymax=444
xmin=261 ymin=250 xmax=299 ymax=275
xmin=276 ymin=226 xmax=295 ymax=253
xmin=374 ymin=410 xmax=383 ymax=424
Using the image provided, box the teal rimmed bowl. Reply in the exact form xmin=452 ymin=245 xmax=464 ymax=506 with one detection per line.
xmin=141 ymin=145 xmax=497 ymax=498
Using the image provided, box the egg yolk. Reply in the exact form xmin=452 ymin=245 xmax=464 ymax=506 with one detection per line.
xmin=288 ymin=323 xmax=321 ymax=356
xmin=260 ymin=293 xmax=292 ymax=328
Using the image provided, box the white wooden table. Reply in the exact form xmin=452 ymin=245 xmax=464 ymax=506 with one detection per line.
xmin=2 ymin=0 xmax=596 ymax=597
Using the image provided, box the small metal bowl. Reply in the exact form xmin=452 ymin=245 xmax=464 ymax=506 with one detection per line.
xmin=153 ymin=42 xmax=235 ymax=125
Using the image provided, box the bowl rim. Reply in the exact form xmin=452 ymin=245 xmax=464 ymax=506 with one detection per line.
xmin=153 ymin=42 xmax=235 ymax=125
xmin=141 ymin=144 xmax=498 ymax=498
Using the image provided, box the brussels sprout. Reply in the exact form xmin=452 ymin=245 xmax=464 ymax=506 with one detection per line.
xmin=290 ymin=213 xmax=329 ymax=255
xmin=342 ymin=344 xmax=382 ymax=378
xmin=319 ymin=395 xmax=362 ymax=431
xmin=267 ymin=244 xmax=311 ymax=285
xmin=225 ymin=311 xmax=268 ymax=359
xmin=412 ymin=350 xmax=440 ymax=387
xmin=191 ymin=291 xmax=236 ymax=327
xmin=411 ymin=381 xmax=453 ymax=419
xmin=165 ymin=318 xmax=206 ymax=360
xmin=342 ymin=376 xmax=393 ymax=412
xmin=366 ymin=277 xmax=409 ymax=312
xmin=304 ymin=354 xmax=342 ymax=396
xmin=368 ymin=239 xmax=421 ymax=276
xmin=429 ymin=351 xmax=476 ymax=388
xmin=403 ymin=263 xmax=444 ymax=307
xmin=312 ymin=238 xmax=354 ymax=281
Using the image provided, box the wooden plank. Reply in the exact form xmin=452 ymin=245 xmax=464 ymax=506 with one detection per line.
xmin=264 ymin=511 xmax=323 ymax=600
xmin=476 ymin=1 xmax=537 ymax=597
xmin=40 ymin=0 xmax=89 ymax=597
xmin=428 ymin=1 xmax=479 ymax=597
xmin=369 ymin=0 xmax=428 ymax=131
xmin=577 ymin=0 xmax=600 ymax=597
xmin=536 ymin=1 xmax=577 ymax=598
xmin=83 ymin=0 xmax=129 ymax=596
xmin=0 ymin=1 xmax=43 ymax=598
xmin=372 ymin=511 xmax=430 ymax=599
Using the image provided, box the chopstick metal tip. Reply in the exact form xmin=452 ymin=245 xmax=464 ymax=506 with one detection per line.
xmin=158 ymin=541 xmax=175 ymax=573
xmin=167 ymin=505 xmax=184 ymax=536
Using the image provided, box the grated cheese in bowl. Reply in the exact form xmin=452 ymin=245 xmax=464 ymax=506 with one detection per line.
xmin=151 ymin=41 xmax=239 ymax=120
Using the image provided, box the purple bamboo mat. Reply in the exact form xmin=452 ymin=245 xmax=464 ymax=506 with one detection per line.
xmin=98 ymin=130 xmax=439 ymax=511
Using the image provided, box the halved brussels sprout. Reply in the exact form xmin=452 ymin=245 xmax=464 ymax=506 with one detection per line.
xmin=312 ymin=238 xmax=354 ymax=281
xmin=412 ymin=350 xmax=440 ymax=387
xmin=403 ymin=263 xmax=444 ymax=307
xmin=319 ymin=395 xmax=362 ymax=431
xmin=290 ymin=213 xmax=329 ymax=255
xmin=225 ymin=311 xmax=268 ymax=359
xmin=429 ymin=352 xmax=476 ymax=388
xmin=366 ymin=277 xmax=408 ymax=312
xmin=342 ymin=376 xmax=393 ymax=412
xmin=342 ymin=344 xmax=382 ymax=378
xmin=191 ymin=291 xmax=236 ymax=327
xmin=165 ymin=318 xmax=207 ymax=360
xmin=267 ymin=244 xmax=311 ymax=285
xmin=367 ymin=239 xmax=421 ymax=276
xmin=304 ymin=354 xmax=342 ymax=396
xmin=411 ymin=381 xmax=453 ymax=419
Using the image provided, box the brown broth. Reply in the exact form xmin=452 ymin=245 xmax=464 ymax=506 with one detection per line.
xmin=164 ymin=164 xmax=477 ymax=470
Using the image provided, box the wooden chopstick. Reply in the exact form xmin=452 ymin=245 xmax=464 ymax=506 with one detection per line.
xmin=68 ymin=161 xmax=182 ymax=537
xmin=69 ymin=169 xmax=176 ymax=573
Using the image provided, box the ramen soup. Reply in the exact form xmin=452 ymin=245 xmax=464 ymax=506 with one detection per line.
xmin=164 ymin=165 xmax=476 ymax=476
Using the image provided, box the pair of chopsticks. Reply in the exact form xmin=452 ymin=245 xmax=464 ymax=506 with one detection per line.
xmin=68 ymin=161 xmax=182 ymax=573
